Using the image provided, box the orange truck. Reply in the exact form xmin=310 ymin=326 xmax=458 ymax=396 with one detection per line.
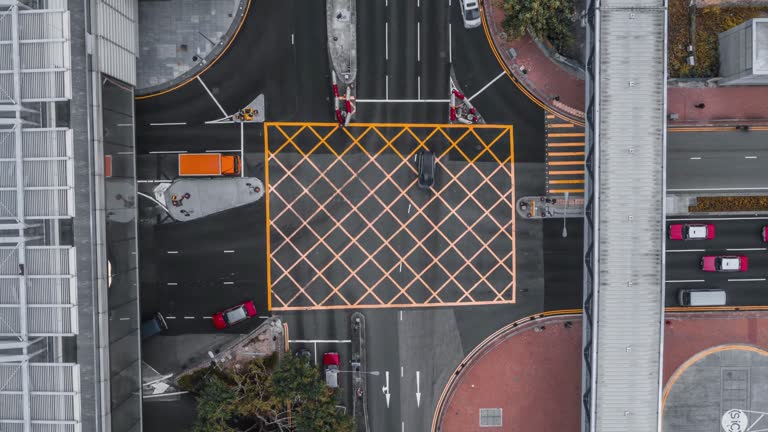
xmin=178 ymin=153 xmax=241 ymax=177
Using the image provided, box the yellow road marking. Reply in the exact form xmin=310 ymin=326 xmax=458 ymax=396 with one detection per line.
xmin=264 ymin=122 xmax=272 ymax=311
xmin=548 ymin=132 xmax=585 ymax=138
xmin=548 ymin=151 xmax=584 ymax=157
xmin=549 ymin=179 xmax=584 ymax=184
xmin=549 ymin=188 xmax=584 ymax=193
xmin=550 ymin=123 xmax=575 ymax=128
xmin=549 ymin=170 xmax=585 ymax=175
xmin=546 ymin=114 xmax=555 ymax=119
xmin=547 ymin=142 xmax=584 ymax=147
xmin=549 ymin=161 xmax=583 ymax=166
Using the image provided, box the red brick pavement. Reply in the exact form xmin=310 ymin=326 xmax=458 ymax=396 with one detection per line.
xmin=482 ymin=2 xmax=768 ymax=125
xmin=436 ymin=311 xmax=768 ymax=432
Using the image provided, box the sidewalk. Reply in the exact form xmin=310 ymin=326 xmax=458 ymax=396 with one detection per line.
xmin=482 ymin=2 xmax=768 ymax=126
xmin=137 ymin=0 xmax=248 ymax=94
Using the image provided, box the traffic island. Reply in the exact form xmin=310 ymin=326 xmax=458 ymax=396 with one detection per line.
xmin=689 ymin=196 xmax=768 ymax=212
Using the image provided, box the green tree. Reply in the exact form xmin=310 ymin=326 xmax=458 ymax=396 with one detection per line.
xmin=499 ymin=0 xmax=575 ymax=47
xmin=193 ymin=374 xmax=238 ymax=432
xmin=186 ymin=355 xmax=354 ymax=432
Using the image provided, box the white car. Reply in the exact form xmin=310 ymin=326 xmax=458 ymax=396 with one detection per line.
xmin=460 ymin=0 xmax=481 ymax=29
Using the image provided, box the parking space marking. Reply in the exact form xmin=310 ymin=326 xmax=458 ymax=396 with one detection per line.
xmin=266 ymin=123 xmax=515 ymax=310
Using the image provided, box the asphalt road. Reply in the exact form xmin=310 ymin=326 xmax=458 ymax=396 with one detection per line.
xmin=668 ymin=129 xmax=768 ymax=192
xmin=665 ymin=217 xmax=768 ymax=306
xmin=135 ymin=0 xmax=331 ymax=127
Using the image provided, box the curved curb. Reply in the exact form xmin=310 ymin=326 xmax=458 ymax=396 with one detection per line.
xmin=135 ymin=0 xmax=252 ymax=99
xmin=660 ymin=344 xmax=768 ymax=432
xmin=480 ymin=1 xmax=584 ymax=125
xmin=430 ymin=309 xmax=581 ymax=432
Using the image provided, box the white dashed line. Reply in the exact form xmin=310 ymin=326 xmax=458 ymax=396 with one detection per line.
xmin=166 ymin=251 xmax=179 ymax=254
xmin=119 ymin=317 xmax=130 ymax=321
xmin=726 ymin=248 xmax=767 ymax=251
xmin=745 ymin=156 xmax=758 ymax=159
xmin=150 ymin=122 xmax=187 ymax=126
xmin=223 ymin=282 xmax=234 ymax=285
xmin=203 ymin=316 xmax=212 ymax=319
xmin=167 ymin=282 xmax=178 ymax=286
xmin=150 ymin=151 xmax=187 ymax=154
xmin=728 ymin=278 xmax=766 ymax=282
xmin=666 ymin=249 xmax=705 ymax=253
xmin=166 ymin=316 xmax=176 ymax=319
xmin=223 ymin=250 xmax=235 ymax=253
xmin=666 ymin=280 xmax=705 ymax=283
xmin=184 ymin=316 xmax=195 ymax=320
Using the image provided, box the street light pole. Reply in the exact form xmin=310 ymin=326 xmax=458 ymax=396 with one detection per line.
xmin=562 ymin=192 xmax=569 ymax=238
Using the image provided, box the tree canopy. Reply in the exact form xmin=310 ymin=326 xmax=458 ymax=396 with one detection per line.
xmin=188 ymin=355 xmax=354 ymax=432
xmin=499 ymin=0 xmax=575 ymax=47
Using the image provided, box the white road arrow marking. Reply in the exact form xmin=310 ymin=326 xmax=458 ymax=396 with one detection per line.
xmin=382 ymin=371 xmax=391 ymax=408
xmin=416 ymin=371 xmax=421 ymax=408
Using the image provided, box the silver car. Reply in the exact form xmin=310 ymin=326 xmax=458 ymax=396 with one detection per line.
xmin=461 ymin=0 xmax=481 ymax=29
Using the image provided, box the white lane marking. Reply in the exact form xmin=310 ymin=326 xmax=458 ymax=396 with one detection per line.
xmin=167 ymin=282 xmax=178 ymax=286
xmin=417 ymin=22 xmax=421 ymax=62
xmin=117 ymin=123 xmax=132 ymax=127
xmin=137 ymin=179 xmax=173 ymax=183
xmin=407 ymin=204 xmax=411 ymax=214
xmin=150 ymin=122 xmax=187 ymax=126
xmin=416 ymin=371 xmax=421 ymax=407
xmin=385 ymin=75 xmax=389 ymax=100
xmin=726 ymin=248 xmax=767 ymax=251
xmin=205 ymin=149 xmax=240 ymax=152
xmin=728 ymin=278 xmax=766 ymax=282
xmin=402 ymin=422 xmax=405 ymax=432
xmin=417 ymin=76 xmax=421 ymax=100
xmin=119 ymin=317 xmax=130 ymax=321
xmin=184 ymin=316 xmax=195 ymax=319
xmin=203 ymin=316 xmax=212 ymax=319
xmin=288 ymin=339 xmax=352 ymax=343
xmin=223 ymin=282 xmax=235 ymax=285
xmin=197 ymin=76 xmax=228 ymax=117
xmin=668 ymin=216 xmax=768 ymax=221
xmin=745 ymin=156 xmax=758 ymax=159
xmin=666 ymin=249 xmax=705 ymax=253
xmin=240 ymin=121 xmax=245 ymax=178
xmin=291 ymin=33 xmax=294 ymax=45
xmin=400 ymin=310 xmax=403 ymax=320
xmin=224 ymin=250 xmax=236 ymax=253
xmin=399 ymin=262 xmax=403 ymax=272
xmin=669 ymin=187 xmax=768 ymax=192
xmin=417 ymin=0 xmax=420 ymax=6
xmin=117 ymin=151 xmax=134 ymax=155
xmin=666 ymin=280 xmax=705 ymax=283
xmin=449 ymin=23 xmax=452 ymax=63
xmin=689 ymin=156 xmax=701 ymax=160
xmin=385 ymin=22 xmax=389 ymax=60
xmin=468 ymin=71 xmax=507 ymax=102
xmin=166 ymin=316 xmax=176 ymax=319
xmin=149 ymin=150 xmax=187 ymax=154
xmin=401 ymin=366 xmax=404 ymax=377
xmin=166 ymin=251 xmax=179 ymax=254
xmin=356 ymin=99 xmax=449 ymax=103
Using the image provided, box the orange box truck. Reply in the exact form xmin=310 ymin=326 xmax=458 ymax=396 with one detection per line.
xmin=178 ymin=153 xmax=241 ymax=177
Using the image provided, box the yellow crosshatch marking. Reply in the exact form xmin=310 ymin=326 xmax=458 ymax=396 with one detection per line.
xmin=264 ymin=122 xmax=515 ymax=311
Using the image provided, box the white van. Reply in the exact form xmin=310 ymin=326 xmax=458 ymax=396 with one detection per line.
xmin=678 ymin=288 xmax=726 ymax=307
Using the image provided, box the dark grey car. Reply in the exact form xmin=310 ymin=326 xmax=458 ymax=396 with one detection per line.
xmin=417 ymin=150 xmax=435 ymax=189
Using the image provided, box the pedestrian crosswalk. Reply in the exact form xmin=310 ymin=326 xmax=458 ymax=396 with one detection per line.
xmin=545 ymin=114 xmax=584 ymax=195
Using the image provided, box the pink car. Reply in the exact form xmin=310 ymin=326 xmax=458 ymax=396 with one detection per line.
xmin=701 ymin=255 xmax=748 ymax=272
xmin=762 ymin=226 xmax=768 ymax=242
xmin=212 ymin=300 xmax=257 ymax=330
xmin=669 ymin=223 xmax=714 ymax=240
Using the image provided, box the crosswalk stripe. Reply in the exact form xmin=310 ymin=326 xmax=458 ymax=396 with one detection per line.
xmin=549 ymin=170 xmax=585 ymax=175
xmin=550 ymin=123 xmax=575 ymax=128
xmin=549 ymin=161 xmax=584 ymax=166
xmin=549 ymin=188 xmax=585 ymax=193
xmin=547 ymin=142 xmax=584 ymax=147
xmin=548 ymin=151 xmax=585 ymax=157
xmin=548 ymin=132 xmax=585 ymax=138
xmin=549 ymin=179 xmax=585 ymax=184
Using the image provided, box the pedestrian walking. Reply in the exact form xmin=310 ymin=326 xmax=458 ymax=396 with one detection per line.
xmin=694 ymin=103 xmax=705 ymax=109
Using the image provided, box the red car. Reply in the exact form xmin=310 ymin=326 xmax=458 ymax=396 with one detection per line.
xmin=762 ymin=226 xmax=768 ymax=242
xmin=212 ymin=300 xmax=257 ymax=329
xmin=669 ymin=223 xmax=715 ymax=240
xmin=701 ymin=255 xmax=748 ymax=272
xmin=323 ymin=352 xmax=340 ymax=388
